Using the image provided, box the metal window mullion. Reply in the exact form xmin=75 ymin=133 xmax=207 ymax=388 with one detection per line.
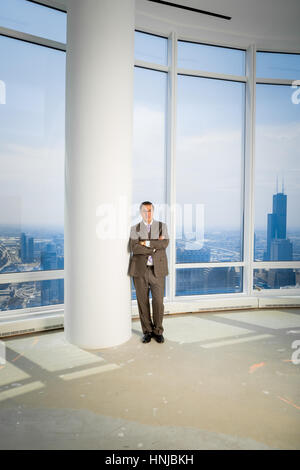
xmin=253 ymin=261 xmax=300 ymax=269
xmin=177 ymin=68 xmax=247 ymax=83
xmin=0 ymin=26 xmax=66 ymax=51
xmin=134 ymin=59 xmax=169 ymax=73
xmin=176 ymin=262 xmax=244 ymax=269
xmin=256 ymin=77 xmax=296 ymax=85
xmin=27 ymin=0 xmax=67 ymax=13
xmin=172 ymin=291 xmax=252 ymax=302
xmin=165 ymin=31 xmax=177 ymax=302
xmin=255 ymin=288 xmax=300 ymax=296
xmin=243 ymin=44 xmax=256 ymax=296
xmin=0 ymin=270 xmax=64 ymax=284
xmin=176 ymin=35 xmax=246 ymax=52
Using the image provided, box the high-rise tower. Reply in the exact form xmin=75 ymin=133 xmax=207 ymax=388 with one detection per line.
xmin=264 ymin=179 xmax=293 ymax=261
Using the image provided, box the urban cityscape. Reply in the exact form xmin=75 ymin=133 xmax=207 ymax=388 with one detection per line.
xmin=1 ymin=188 xmax=299 ymax=310
xmin=175 ymin=187 xmax=300 ymax=294
xmin=0 ymin=225 xmax=64 ymax=311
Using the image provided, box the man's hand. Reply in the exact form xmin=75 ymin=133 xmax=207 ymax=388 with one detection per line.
xmin=140 ymin=236 xmax=164 ymax=245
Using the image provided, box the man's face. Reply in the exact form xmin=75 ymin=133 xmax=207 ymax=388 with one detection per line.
xmin=140 ymin=204 xmax=154 ymax=224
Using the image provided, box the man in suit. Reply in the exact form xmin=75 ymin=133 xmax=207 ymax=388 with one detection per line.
xmin=128 ymin=201 xmax=169 ymax=343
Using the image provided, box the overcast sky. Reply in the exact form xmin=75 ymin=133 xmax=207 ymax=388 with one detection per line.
xmin=134 ymin=67 xmax=300 ymax=232
xmin=0 ymin=29 xmax=299 ymax=234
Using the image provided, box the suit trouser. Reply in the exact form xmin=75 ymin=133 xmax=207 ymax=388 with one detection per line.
xmin=133 ymin=266 xmax=165 ymax=335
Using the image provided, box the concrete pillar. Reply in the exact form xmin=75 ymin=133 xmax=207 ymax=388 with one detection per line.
xmin=64 ymin=0 xmax=135 ymax=349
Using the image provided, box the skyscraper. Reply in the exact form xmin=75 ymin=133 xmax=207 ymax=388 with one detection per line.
xmin=20 ymin=232 xmax=27 ymax=263
xmin=20 ymin=233 xmax=34 ymax=263
xmin=263 ymin=181 xmax=295 ymax=288
xmin=264 ymin=183 xmax=293 ymax=262
xmin=27 ymin=237 xmax=34 ymax=263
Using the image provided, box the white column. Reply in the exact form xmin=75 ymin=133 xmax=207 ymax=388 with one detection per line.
xmin=64 ymin=0 xmax=135 ymax=349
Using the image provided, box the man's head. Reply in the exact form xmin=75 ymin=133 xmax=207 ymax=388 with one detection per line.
xmin=140 ymin=201 xmax=154 ymax=224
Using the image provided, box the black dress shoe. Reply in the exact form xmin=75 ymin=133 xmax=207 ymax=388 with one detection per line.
xmin=152 ymin=333 xmax=164 ymax=343
xmin=142 ymin=333 xmax=152 ymax=343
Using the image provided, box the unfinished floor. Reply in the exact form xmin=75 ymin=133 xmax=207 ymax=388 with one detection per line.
xmin=0 ymin=308 xmax=300 ymax=450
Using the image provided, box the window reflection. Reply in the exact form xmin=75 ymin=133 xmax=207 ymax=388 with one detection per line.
xmin=0 ymin=279 xmax=64 ymax=311
xmin=254 ymin=85 xmax=300 ymax=261
xmin=176 ymin=75 xmax=245 ymax=264
xmin=253 ymin=269 xmax=300 ymax=290
xmin=134 ymin=31 xmax=168 ymax=65
xmin=256 ymin=51 xmax=300 ymax=80
xmin=0 ymin=36 xmax=65 ymax=276
xmin=132 ymin=67 xmax=168 ymax=222
xmin=178 ymin=41 xmax=245 ymax=75
xmin=0 ymin=0 xmax=67 ymax=43
xmin=176 ymin=267 xmax=243 ymax=296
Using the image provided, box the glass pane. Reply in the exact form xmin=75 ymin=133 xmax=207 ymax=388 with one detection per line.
xmin=176 ymin=267 xmax=243 ymax=296
xmin=254 ymin=84 xmax=300 ymax=261
xmin=253 ymin=268 xmax=300 ymax=290
xmin=0 ymin=36 xmax=65 ymax=274
xmin=178 ymin=41 xmax=245 ymax=75
xmin=176 ymin=75 xmax=245 ymax=263
xmin=134 ymin=31 xmax=168 ymax=65
xmin=0 ymin=0 xmax=66 ymax=43
xmin=256 ymin=52 xmax=300 ymax=80
xmin=132 ymin=67 xmax=167 ymax=223
xmin=0 ymin=279 xmax=64 ymax=311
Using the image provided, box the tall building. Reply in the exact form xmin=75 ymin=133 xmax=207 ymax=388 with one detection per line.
xmin=40 ymin=243 xmax=58 ymax=270
xmin=20 ymin=232 xmax=27 ymax=263
xmin=263 ymin=182 xmax=295 ymax=288
xmin=27 ymin=237 xmax=34 ymax=262
xmin=20 ymin=233 xmax=34 ymax=263
xmin=264 ymin=185 xmax=293 ymax=262
xmin=41 ymin=244 xmax=59 ymax=305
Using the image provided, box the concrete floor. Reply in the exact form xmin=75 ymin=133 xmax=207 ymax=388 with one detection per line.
xmin=0 ymin=308 xmax=300 ymax=450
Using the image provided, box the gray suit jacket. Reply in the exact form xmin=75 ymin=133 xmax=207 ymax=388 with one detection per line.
xmin=128 ymin=219 xmax=169 ymax=278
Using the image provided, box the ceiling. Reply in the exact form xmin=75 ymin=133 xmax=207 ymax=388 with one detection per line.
xmin=48 ymin=0 xmax=300 ymax=51
xmin=135 ymin=0 xmax=300 ymax=50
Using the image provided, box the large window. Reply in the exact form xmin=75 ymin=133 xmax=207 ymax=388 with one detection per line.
xmin=254 ymin=51 xmax=300 ymax=295
xmin=133 ymin=67 xmax=168 ymax=215
xmin=0 ymin=4 xmax=66 ymax=312
xmin=178 ymin=41 xmax=245 ymax=76
xmin=256 ymin=51 xmax=300 ymax=80
xmin=0 ymin=0 xmax=66 ymax=43
xmin=175 ymin=42 xmax=246 ymax=296
xmin=133 ymin=33 xmax=300 ymax=299
xmin=176 ymin=267 xmax=243 ymax=296
xmin=253 ymin=50 xmax=300 ymax=291
xmin=134 ymin=30 xmax=168 ymax=66
xmin=131 ymin=32 xmax=168 ymax=300
xmin=2 ymin=20 xmax=299 ymax=313
xmin=254 ymin=84 xmax=300 ymax=263
xmin=176 ymin=76 xmax=245 ymax=263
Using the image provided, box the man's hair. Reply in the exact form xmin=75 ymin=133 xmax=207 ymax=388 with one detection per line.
xmin=139 ymin=201 xmax=154 ymax=210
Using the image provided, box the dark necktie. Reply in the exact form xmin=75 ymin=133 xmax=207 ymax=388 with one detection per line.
xmin=146 ymin=224 xmax=153 ymax=265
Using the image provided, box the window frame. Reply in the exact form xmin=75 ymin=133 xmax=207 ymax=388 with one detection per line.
xmin=0 ymin=2 xmax=66 ymax=317
xmin=253 ymin=49 xmax=300 ymax=295
xmin=1 ymin=14 xmax=300 ymax=319
xmin=134 ymin=30 xmax=300 ymax=300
